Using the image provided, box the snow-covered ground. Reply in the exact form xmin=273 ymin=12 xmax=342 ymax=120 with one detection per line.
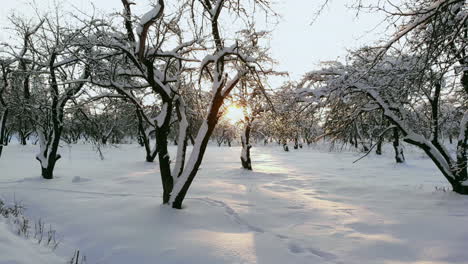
xmin=1 ymin=143 xmax=467 ymax=264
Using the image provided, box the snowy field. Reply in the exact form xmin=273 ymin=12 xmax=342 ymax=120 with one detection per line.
xmin=1 ymin=143 xmax=468 ymax=264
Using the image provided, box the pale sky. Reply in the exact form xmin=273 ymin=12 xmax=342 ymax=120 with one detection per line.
xmin=0 ymin=0 xmax=387 ymax=86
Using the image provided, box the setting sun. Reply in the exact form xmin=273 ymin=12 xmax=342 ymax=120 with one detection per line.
xmin=223 ymin=105 xmax=245 ymax=124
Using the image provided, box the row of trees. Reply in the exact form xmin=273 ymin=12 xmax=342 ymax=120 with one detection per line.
xmin=294 ymin=0 xmax=467 ymax=193
xmin=0 ymin=0 xmax=466 ymax=206
xmin=0 ymin=0 xmax=276 ymax=208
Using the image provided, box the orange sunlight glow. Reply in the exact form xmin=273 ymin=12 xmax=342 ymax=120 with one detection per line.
xmin=224 ymin=105 xmax=245 ymax=124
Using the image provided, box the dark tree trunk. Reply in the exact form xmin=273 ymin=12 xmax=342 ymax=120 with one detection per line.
xmin=36 ymin=127 xmax=63 ymax=180
xmin=40 ymin=73 xmax=61 ymax=179
xmin=38 ymin=154 xmax=61 ymax=179
xmin=293 ymin=137 xmax=298 ymax=149
xmin=172 ymin=97 xmax=189 ymax=178
xmin=146 ymin=145 xmax=158 ymax=162
xmin=240 ymin=120 xmax=252 ymax=170
xmin=154 ymin=102 xmax=173 ymax=205
xmin=376 ymin=137 xmax=383 ymax=155
xmin=461 ymin=66 xmax=468 ymax=95
xmin=362 ymin=144 xmax=370 ymax=152
xmin=171 ymin=71 xmax=243 ymax=209
xmin=35 ymin=51 xmax=86 ymax=180
xmin=136 ymin=109 xmax=157 ymax=162
xmin=0 ymin=108 xmax=8 ymax=158
xmin=137 ymin=135 xmax=144 ymax=147
xmin=455 ymin=114 xmax=467 ymax=187
xmin=393 ymin=128 xmax=405 ymax=163
xmin=19 ymin=131 xmax=27 ymax=145
xmin=404 ymin=136 xmax=468 ymax=195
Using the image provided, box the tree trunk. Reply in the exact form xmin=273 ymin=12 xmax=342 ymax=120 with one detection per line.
xmin=156 ymin=127 xmax=172 ymax=203
xmin=393 ymin=128 xmax=405 ymax=163
xmin=36 ymin=130 xmax=62 ymax=179
xmin=137 ymin=135 xmax=144 ymax=146
xmin=454 ymin=112 xmax=467 ymax=187
xmin=154 ymin=102 xmax=173 ymax=204
xmin=146 ymin=147 xmax=158 ymax=162
xmin=0 ymin=108 xmax=8 ymax=158
xmin=170 ymin=73 xmax=243 ymax=209
xmin=172 ymin=97 xmax=189 ymax=178
xmin=19 ymin=131 xmax=27 ymax=145
xmin=240 ymin=120 xmax=252 ymax=170
xmin=136 ymin=109 xmax=157 ymax=162
xmin=376 ymin=137 xmax=383 ymax=155
xmin=189 ymin=134 xmax=195 ymax=146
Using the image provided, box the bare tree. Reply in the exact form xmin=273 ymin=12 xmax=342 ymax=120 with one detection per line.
xmin=83 ymin=0 xmax=275 ymax=208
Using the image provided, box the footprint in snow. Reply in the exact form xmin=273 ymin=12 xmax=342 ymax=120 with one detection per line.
xmin=72 ymin=176 xmax=91 ymax=183
xmin=286 ymin=205 xmax=304 ymax=210
xmin=275 ymin=234 xmax=289 ymax=239
xmin=288 ymin=242 xmax=305 ymax=254
xmin=307 ymin=247 xmax=337 ymax=260
xmin=287 ymin=241 xmax=337 ymax=261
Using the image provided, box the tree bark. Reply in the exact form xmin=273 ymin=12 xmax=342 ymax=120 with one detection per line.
xmin=136 ymin=108 xmax=157 ymax=162
xmin=0 ymin=108 xmax=8 ymax=158
xmin=240 ymin=120 xmax=252 ymax=170
xmin=375 ymin=136 xmax=383 ymax=155
xmin=393 ymin=128 xmax=405 ymax=163
xmin=154 ymin=102 xmax=173 ymax=204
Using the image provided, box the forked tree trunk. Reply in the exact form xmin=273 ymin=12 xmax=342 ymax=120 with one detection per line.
xmin=170 ymin=100 xmax=222 ymax=209
xmin=136 ymin=109 xmax=158 ymax=162
xmin=36 ymin=60 xmax=63 ymax=179
xmin=146 ymin=145 xmax=158 ymax=163
xmin=393 ymin=127 xmax=405 ymax=163
xmin=36 ymin=130 xmax=62 ymax=179
xmin=169 ymin=69 xmax=245 ymax=209
xmin=19 ymin=130 xmax=28 ymax=145
xmin=35 ymin=52 xmax=88 ymax=179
